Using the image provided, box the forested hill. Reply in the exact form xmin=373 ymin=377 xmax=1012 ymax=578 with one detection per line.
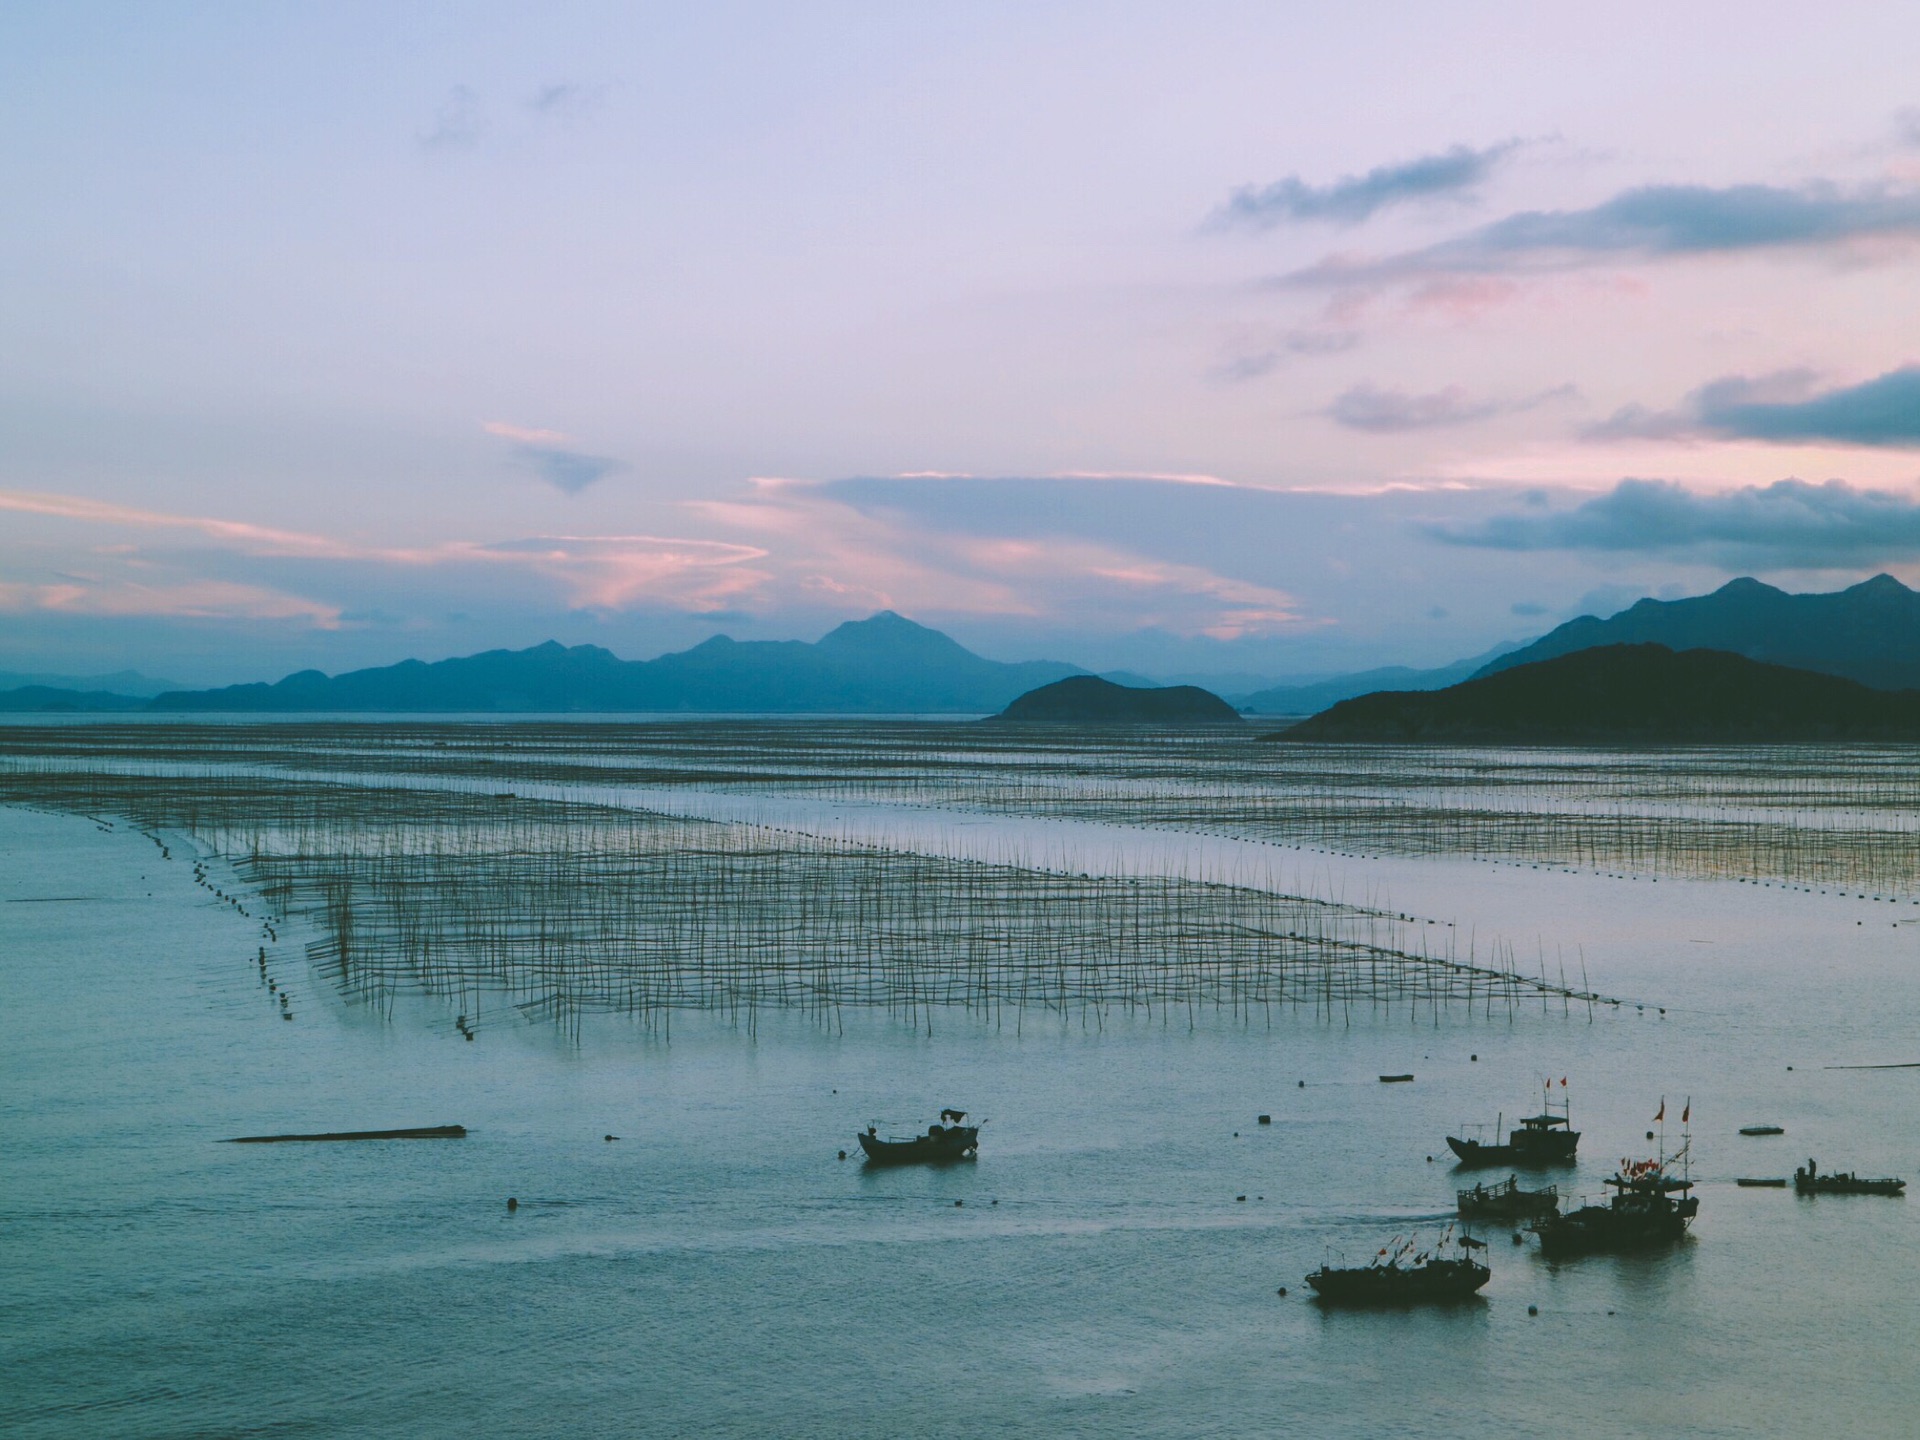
xmin=1278 ymin=643 xmax=1920 ymax=743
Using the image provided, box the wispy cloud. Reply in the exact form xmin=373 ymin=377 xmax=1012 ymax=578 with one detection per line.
xmin=1431 ymin=476 xmax=1920 ymax=567
xmin=421 ymin=85 xmax=485 ymax=151
xmin=1590 ymin=366 xmax=1920 ymax=448
xmin=1327 ymin=381 xmax=1575 ymax=433
xmin=483 ymin=420 xmax=624 ymax=495
xmin=1285 ymin=181 xmax=1920 ymax=285
xmin=0 ymin=576 xmax=341 ymax=625
xmin=528 ymin=81 xmax=605 ymax=118
xmin=1213 ymin=142 xmax=1519 ymax=229
xmin=0 ymin=487 xmax=767 ymax=618
xmin=687 ymin=475 xmax=1317 ymax=637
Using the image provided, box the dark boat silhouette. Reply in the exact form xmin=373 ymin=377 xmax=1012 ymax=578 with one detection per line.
xmin=1532 ymin=1154 xmax=1697 ymax=1255
xmin=1457 ymin=1174 xmax=1559 ymax=1221
xmin=1794 ymin=1160 xmax=1905 ymax=1196
xmin=856 ymin=1109 xmax=981 ymax=1164
xmin=1306 ymin=1231 xmax=1490 ymax=1306
xmin=1447 ymin=1086 xmax=1578 ymax=1167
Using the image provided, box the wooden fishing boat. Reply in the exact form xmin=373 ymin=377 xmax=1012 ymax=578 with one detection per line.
xmin=1794 ymin=1161 xmax=1904 ymax=1196
xmin=856 ymin=1109 xmax=981 ymax=1165
xmin=1532 ymin=1155 xmax=1697 ymax=1255
xmin=1457 ymin=1174 xmax=1559 ymax=1220
xmin=1306 ymin=1231 xmax=1489 ymax=1305
xmin=1448 ymin=1086 xmax=1579 ymax=1167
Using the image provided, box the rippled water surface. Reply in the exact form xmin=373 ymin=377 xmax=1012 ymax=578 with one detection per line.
xmin=6 ymin=731 xmax=1920 ymax=1438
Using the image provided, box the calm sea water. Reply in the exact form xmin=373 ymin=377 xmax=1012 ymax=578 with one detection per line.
xmin=5 ymin=795 xmax=1920 ymax=1439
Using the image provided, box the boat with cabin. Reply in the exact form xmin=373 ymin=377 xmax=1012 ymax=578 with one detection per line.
xmin=856 ymin=1109 xmax=981 ymax=1165
xmin=1447 ymin=1083 xmax=1579 ymax=1167
xmin=1532 ymin=1129 xmax=1698 ymax=1256
xmin=1305 ymin=1229 xmax=1490 ymax=1305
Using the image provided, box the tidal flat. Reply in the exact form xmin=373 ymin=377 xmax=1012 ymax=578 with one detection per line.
xmin=4 ymin=721 xmax=1919 ymax=1437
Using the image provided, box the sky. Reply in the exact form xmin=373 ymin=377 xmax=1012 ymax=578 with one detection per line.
xmin=6 ymin=2 xmax=1920 ymax=685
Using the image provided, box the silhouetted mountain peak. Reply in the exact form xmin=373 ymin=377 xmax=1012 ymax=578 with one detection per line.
xmin=1477 ymin=575 xmax=1920 ymax=691
xmin=815 ymin=610 xmax=973 ymax=661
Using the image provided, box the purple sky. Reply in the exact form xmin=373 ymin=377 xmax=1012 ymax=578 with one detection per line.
xmin=6 ymin=3 xmax=1920 ymax=684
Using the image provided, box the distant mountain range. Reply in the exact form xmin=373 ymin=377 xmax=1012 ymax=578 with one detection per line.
xmin=993 ymin=675 xmax=1242 ymax=724
xmin=142 ymin=612 xmax=1086 ymax=714
xmin=1477 ymin=574 xmax=1920 ymax=690
xmin=1240 ymin=644 xmax=1520 ymax=715
xmin=0 ymin=668 xmax=182 ymax=697
xmin=1278 ymin=644 xmax=1920 ymax=743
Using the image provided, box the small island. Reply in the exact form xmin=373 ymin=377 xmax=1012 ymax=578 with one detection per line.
xmin=993 ymin=674 xmax=1244 ymax=724
xmin=1273 ymin=643 xmax=1920 ymax=743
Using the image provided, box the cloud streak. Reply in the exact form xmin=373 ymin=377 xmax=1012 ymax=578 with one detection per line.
xmin=0 ymin=487 xmax=768 ymax=620
xmin=1590 ymin=366 xmax=1920 ymax=448
xmin=1327 ymin=381 xmax=1575 ymax=433
xmin=1285 ymin=181 xmax=1920 ymax=284
xmin=1214 ymin=142 xmax=1518 ymax=229
xmin=1431 ymin=476 xmax=1920 ymax=567
xmin=484 ymin=420 xmax=624 ymax=495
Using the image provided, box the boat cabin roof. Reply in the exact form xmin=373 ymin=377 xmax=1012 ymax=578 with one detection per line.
xmin=1517 ymin=1113 xmax=1569 ymax=1127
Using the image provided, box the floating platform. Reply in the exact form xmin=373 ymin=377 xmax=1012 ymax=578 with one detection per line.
xmin=224 ymin=1124 xmax=468 ymax=1143
xmin=1379 ymin=1074 xmax=1414 ymax=1084
xmin=1738 ymin=1124 xmax=1785 ymax=1136
xmin=1736 ymin=1177 xmax=1788 ymax=1187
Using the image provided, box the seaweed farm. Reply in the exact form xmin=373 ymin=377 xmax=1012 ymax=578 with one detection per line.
xmin=6 ymin=719 xmax=1919 ymax=892
xmin=0 ymin=757 xmax=1600 ymax=1038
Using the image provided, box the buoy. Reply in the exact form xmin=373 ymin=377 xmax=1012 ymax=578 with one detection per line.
xmin=1257 ymin=1114 xmax=1271 ymax=1125
xmin=1235 ymin=1195 xmax=1246 ymax=1202
xmin=1512 ymin=1233 xmax=1523 ymax=1245
xmin=1277 ymin=1287 xmax=1288 ymax=1297
xmin=1646 ymin=1130 xmax=1655 ymax=1141
xmin=1470 ymin=1054 xmax=1478 ymax=1062
xmin=506 ymin=1197 xmax=518 ymax=1211
xmin=1527 ymin=1304 xmax=1538 ymax=1316
xmin=838 ymin=1150 xmax=847 ymax=1160
xmin=1426 ymin=1155 xmax=1434 ymax=1162
xmin=954 ymin=1199 xmax=963 ymax=1207
xmin=604 ymin=1134 xmax=619 ymax=1142
xmin=1298 ymin=1080 xmax=1305 ymax=1088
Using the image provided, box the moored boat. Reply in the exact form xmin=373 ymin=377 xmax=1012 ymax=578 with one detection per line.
xmin=1532 ymin=1154 xmax=1697 ymax=1255
xmin=856 ymin=1108 xmax=981 ymax=1165
xmin=1457 ymin=1174 xmax=1559 ymax=1221
xmin=1306 ymin=1231 xmax=1490 ymax=1306
xmin=1448 ymin=1082 xmax=1579 ymax=1167
xmin=1739 ymin=1124 xmax=1784 ymax=1136
xmin=1794 ymin=1160 xmax=1905 ymax=1196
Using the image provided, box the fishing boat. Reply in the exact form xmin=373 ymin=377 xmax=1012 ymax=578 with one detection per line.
xmin=1738 ymin=1124 xmax=1784 ymax=1136
xmin=856 ymin=1109 xmax=981 ymax=1165
xmin=1457 ymin=1174 xmax=1559 ymax=1221
xmin=1447 ymin=1081 xmax=1579 ymax=1166
xmin=1532 ymin=1102 xmax=1699 ymax=1259
xmin=1305 ymin=1229 xmax=1490 ymax=1306
xmin=1793 ymin=1160 xmax=1905 ymax=1196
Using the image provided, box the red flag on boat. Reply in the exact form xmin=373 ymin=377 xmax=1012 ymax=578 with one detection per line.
xmin=1682 ymin=1099 xmax=1690 ymax=1124
xmin=1560 ymin=1077 xmax=1567 ymax=1087
xmin=1654 ymin=1099 xmax=1665 ymax=1122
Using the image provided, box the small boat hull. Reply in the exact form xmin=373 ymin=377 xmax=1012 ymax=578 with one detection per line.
xmin=1306 ymin=1258 xmax=1489 ymax=1306
xmin=857 ymin=1126 xmax=980 ymax=1165
xmin=1446 ymin=1133 xmax=1579 ymax=1168
xmin=1794 ymin=1171 xmax=1904 ymax=1196
xmin=1457 ymin=1175 xmax=1559 ymax=1221
xmin=1533 ymin=1195 xmax=1697 ymax=1256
